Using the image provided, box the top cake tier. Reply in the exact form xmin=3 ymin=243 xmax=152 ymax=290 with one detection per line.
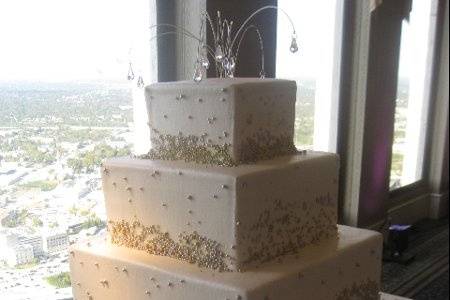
xmin=145 ymin=78 xmax=297 ymax=166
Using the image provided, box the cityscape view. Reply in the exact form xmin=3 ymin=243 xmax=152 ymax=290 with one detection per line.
xmin=0 ymin=81 xmax=133 ymax=299
xmin=0 ymin=78 xmax=411 ymax=299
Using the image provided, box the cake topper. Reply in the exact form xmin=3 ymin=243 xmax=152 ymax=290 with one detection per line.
xmin=130 ymin=6 xmax=298 ymax=86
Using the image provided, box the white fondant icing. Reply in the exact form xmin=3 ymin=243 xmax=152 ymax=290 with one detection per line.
xmin=69 ymin=226 xmax=382 ymax=300
xmin=102 ymin=152 xmax=339 ymax=271
xmin=145 ymin=78 xmax=296 ymax=163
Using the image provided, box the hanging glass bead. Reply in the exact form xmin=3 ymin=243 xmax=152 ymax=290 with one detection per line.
xmin=199 ymin=55 xmax=210 ymax=69
xmin=136 ymin=76 xmax=144 ymax=88
xmin=222 ymin=57 xmax=232 ymax=77
xmin=127 ymin=62 xmax=135 ymax=81
xmin=198 ymin=45 xmax=210 ymax=69
xmin=193 ymin=63 xmax=204 ymax=83
xmin=200 ymin=57 xmax=210 ymax=69
xmin=229 ymin=57 xmax=236 ymax=71
xmin=215 ymin=45 xmax=224 ymax=62
xmin=222 ymin=57 xmax=229 ymax=69
xmin=228 ymin=57 xmax=236 ymax=78
xmin=290 ymin=35 xmax=299 ymax=53
xmin=259 ymin=69 xmax=266 ymax=79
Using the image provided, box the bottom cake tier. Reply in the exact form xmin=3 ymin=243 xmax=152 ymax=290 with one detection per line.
xmin=69 ymin=226 xmax=382 ymax=300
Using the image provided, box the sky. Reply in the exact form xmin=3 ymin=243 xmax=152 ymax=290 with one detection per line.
xmin=0 ymin=0 xmax=337 ymax=82
xmin=0 ymin=0 xmax=432 ymax=82
xmin=0 ymin=0 xmax=148 ymax=82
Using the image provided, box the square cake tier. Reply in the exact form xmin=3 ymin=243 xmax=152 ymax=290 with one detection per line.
xmin=145 ymin=78 xmax=297 ymax=166
xmin=69 ymin=226 xmax=382 ymax=300
xmin=102 ymin=152 xmax=339 ymax=272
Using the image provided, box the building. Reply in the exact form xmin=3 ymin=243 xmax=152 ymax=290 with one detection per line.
xmin=18 ymin=235 xmax=44 ymax=257
xmin=0 ymin=232 xmax=44 ymax=258
xmin=5 ymin=244 xmax=34 ymax=266
xmin=68 ymin=222 xmax=84 ymax=235
xmin=43 ymin=231 xmax=69 ymax=254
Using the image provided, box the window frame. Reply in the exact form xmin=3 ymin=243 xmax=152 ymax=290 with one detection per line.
xmin=388 ymin=0 xmax=445 ymax=203
xmin=335 ymin=0 xmax=448 ymax=226
xmin=155 ymin=0 xmax=449 ymax=227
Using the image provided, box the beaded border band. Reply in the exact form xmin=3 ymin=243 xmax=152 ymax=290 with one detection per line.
xmin=240 ymin=199 xmax=338 ymax=267
xmin=336 ymin=279 xmax=380 ymax=300
xmin=141 ymin=131 xmax=297 ymax=167
xmin=142 ymin=133 xmax=235 ymax=167
xmin=108 ymin=219 xmax=232 ymax=272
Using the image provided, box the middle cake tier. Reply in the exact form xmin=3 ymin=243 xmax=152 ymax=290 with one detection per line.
xmin=102 ymin=152 xmax=339 ymax=272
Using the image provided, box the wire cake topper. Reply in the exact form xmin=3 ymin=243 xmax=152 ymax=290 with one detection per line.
xmin=130 ymin=6 xmax=298 ymax=86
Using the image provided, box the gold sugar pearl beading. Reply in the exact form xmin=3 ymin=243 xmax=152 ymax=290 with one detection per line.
xmin=238 ymin=130 xmax=297 ymax=164
xmin=108 ymin=219 xmax=232 ymax=272
xmin=142 ymin=133 xmax=235 ymax=167
xmin=336 ymin=279 xmax=380 ymax=300
xmin=141 ymin=130 xmax=298 ymax=167
xmin=240 ymin=198 xmax=337 ymax=266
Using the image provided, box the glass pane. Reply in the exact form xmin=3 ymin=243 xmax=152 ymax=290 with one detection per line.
xmin=276 ymin=0 xmax=341 ymax=151
xmin=390 ymin=0 xmax=433 ymax=190
xmin=0 ymin=0 xmax=150 ymax=298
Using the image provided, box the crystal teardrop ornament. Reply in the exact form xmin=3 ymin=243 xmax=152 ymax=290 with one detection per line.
xmin=290 ymin=37 xmax=299 ymax=53
xmin=229 ymin=57 xmax=236 ymax=78
xmin=222 ymin=57 xmax=232 ymax=77
xmin=200 ymin=56 xmax=210 ymax=69
xmin=259 ymin=69 xmax=266 ymax=79
xmin=193 ymin=65 xmax=203 ymax=83
xmin=199 ymin=45 xmax=210 ymax=69
xmin=229 ymin=57 xmax=236 ymax=70
xmin=127 ymin=63 xmax=135 ymax=81
xmin=136 ymin=76 xmax=144 ymax=88
xmin=215 ymin=45 xmax=224 ymax=62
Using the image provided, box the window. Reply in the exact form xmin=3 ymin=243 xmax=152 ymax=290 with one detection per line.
xmin=0 ymin=0 xmax=150 ymax=298
xmin=276 ymin=0 xmax=342 ymax=151
xmin=390 ymin=0 xmax=434 ymax=190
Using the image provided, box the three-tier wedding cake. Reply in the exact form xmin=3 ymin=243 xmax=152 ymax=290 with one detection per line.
xmin=69 ymin=78 xmax=382 ymax=300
